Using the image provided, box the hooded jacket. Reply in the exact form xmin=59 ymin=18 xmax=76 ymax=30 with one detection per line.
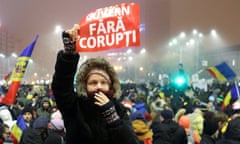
xmin=52 ymin=50 xmax=138 ymax=144
xmin=36 ymin=97 xmax=52 ymax=118
xmin=132 ymin=120 xmax=153 ymax=143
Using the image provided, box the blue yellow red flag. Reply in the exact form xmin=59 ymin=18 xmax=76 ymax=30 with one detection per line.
xmin=10 ymin=115 xmax=27 ymax=144
xmin=207 ymin=62 xmax=236 ymax=82
xmin=221 ymin=82 xmax=240 ymax=109
xmin=1 ymin=35 xmax=39 ymax=105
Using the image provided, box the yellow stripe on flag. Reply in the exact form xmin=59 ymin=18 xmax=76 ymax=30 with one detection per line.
xmin=10 ymin=57 xmax=30 ymax=81
xmin=11 ymin=123 xmax=23 ymax=142
xmin=223 ymin=91 xmax=231 ymax=107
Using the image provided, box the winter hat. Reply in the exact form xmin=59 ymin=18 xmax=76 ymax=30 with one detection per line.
xmin=18 ymin=101 xmax=24 ymax=107
xmin=21 ymin=106 xmax=33 ymax=115
xmin=0 ymin=106 xmax=12 ymax=122
xmin=50 ymin=119 xmax=65 ymax=131
xmin=160 ymin=109 xmax=174 ymax=120
xmin=33 ymin=115 xmax=49 ymax=129
xmin=130 ymin=111 xmax=147 ymax=123
xmin=51 ymin=110 xmax=62 ymax=120
xmin=86 ymin=69 xmax=111 ymax=84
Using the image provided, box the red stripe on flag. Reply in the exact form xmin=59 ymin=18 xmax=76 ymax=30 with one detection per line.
xmin=10 ymin=134 xmax=19 ymax=144
xmin=206 ymin=68 xmax=217 ymax=79
xmin=1 ymin=82 xmax=21 ymax=105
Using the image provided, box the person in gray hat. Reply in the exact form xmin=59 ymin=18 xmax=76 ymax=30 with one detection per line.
xmin=51 ymin=24 xmax=138 ymax=144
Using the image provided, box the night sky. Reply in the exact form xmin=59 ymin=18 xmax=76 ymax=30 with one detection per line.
xmin=0 ymin=0 xmax=240 ymax=80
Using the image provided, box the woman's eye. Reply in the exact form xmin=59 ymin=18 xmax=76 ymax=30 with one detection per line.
xmin=88 ymin=81 xmax=97 ymax=85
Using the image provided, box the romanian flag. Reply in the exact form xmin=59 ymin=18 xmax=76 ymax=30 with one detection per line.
xmin=1 ymin=35 xmax=39 ymax=105
xmin=221 ymin=82 xmax=240 ymax=109
xmin=207 ymin=62 xmax=236 ymax=82
xmin=10 ymin=115 xmax=27 ymax=144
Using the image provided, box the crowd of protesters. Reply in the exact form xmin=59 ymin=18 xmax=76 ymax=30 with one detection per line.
xmin=0 ymin=76 xmax=239 ymax=143
xmin=0 ymin=84 xmax=66 ymax=144
xmin=0 ymin=24 xmax=239 ymax=143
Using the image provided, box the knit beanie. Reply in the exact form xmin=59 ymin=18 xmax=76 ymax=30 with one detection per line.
xmin=51 ymin=110 xmax=62 ymax=120
xmin=33 ymin=115 xmax=49 ymax=129
xmin=50 ymin=119 xmax=65 ymax=130
xmin=21 ymin=106 xmax=33 ymax=116
xmin=86 ymin=69 xmax=111 ymax=84
xmin=160 ymin=109 xmax=174 ymax=120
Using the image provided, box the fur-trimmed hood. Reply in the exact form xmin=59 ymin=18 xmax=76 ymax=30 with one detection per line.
xmin=76 ymin=57 xmax=122 ymax=99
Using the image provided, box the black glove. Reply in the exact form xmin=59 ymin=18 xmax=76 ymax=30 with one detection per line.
xmin=62 ymin=31 xmax=76 ymax=54
xmin=100 ymin=101 xmax=121 ymax=126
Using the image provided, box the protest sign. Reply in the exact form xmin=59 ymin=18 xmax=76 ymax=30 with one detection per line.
xmin=76 ymin=3 xmax=140 ymax=52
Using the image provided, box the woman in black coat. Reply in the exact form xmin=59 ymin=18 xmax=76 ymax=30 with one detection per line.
xmin=51 ymin=24 xmax=139 ymax=144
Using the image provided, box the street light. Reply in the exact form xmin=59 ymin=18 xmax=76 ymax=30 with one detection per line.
xmin=190 ymin=29 xmax=204 ymax=71
xmin=0 ymin=52 xmax=18 ymax=78
xmin=140 ymin=48 xmax=146 ymax=54
xmin=55 ymin=25 xmax=63 ymax=34
xmin=168 ymin=34 xmax=186 ymax=65
xmin=7 ymin=52 xmax=18 ymax=72
xmin=11 ymin=53 xmax=17 ymax=58
xmin=169 ymin=29 xmax=205 ymax=73
xmin=0 ymin=53 xmax=5 ymax=58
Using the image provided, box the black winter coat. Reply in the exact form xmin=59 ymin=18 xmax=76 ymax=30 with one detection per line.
xmin=200 ymin=134 xmax=216 ymax=144
xmin=52 ymin=51 xmax=139 ymax=144
xmin=216 ymin=117 xmax=240 ymax=144
xmin=151 ymin=120 xmax=187 ymax=144
xmin=216 ymin=139 xmax=240 ymax=144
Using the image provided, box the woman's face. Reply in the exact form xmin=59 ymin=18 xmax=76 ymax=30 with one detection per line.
xmin=87 ymin=74 xmax=110 ymax=93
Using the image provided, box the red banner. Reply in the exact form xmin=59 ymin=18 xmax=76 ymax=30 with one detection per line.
xmin=76 ymin=3 xmax=140 ymax=52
